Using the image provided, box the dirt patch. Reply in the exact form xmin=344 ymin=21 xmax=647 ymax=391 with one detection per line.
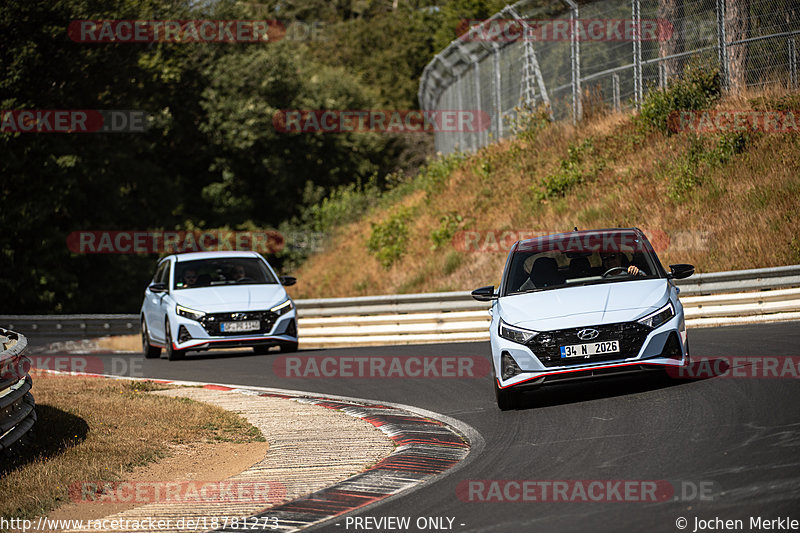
xmin=46 ymin=440 xmax=267 ymax=526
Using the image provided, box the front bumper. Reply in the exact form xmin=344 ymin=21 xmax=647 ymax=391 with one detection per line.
xmin=493 ymin=312 xmax=688 ymax=390
xmin=170 ymin=311 xmax=297 ymax=351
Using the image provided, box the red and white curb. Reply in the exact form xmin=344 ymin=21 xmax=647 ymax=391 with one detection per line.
xmin=34 ymin=369 xmax=478 ymax=532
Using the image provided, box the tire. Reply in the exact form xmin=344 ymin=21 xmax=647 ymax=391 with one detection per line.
xmin=279 ymin=342 xmax=298 ymax=353
xmin=141 ymin=319 xmax=161 ymax=359
xmin=494 ymin=375 xmax=520 ymax=411
xmin=252 ymin=345 xmax=271 ymax=355
xmin=164 ymin=321 xmax=186 ymax=361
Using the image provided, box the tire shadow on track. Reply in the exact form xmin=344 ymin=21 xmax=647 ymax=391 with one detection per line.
xmin=509 ymin=371 xmax=688 ymax=411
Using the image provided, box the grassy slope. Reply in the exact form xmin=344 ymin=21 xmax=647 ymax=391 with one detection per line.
xmin=288 ymin=89 xmax=800 ymax=299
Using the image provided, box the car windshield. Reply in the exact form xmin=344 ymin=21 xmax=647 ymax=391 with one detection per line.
xmin=503 ymin=231 xmax=662 ymax=296
xmin=173 ymin=257 xmax=277 ymax=289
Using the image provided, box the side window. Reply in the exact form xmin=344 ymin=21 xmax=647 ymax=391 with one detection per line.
xmin=159 ymin=261 xmax=171 ymax=286
xmin=153 ymin=262 xmax=167 ymax=284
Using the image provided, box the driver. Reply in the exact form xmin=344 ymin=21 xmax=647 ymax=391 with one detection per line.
xmin=233 ymin=265 xmax=247 ymax=281
xmin=601 ymin=252 xmax=642 ymax=276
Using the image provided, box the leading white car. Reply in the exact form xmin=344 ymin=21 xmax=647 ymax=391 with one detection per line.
xmin=140 ymin=251 xmax=298 ymax=360
xmin=472 ymin=228 xmax=694 ymax=410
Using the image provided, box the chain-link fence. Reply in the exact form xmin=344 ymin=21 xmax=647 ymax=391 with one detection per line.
xmin=419 ymin=0 xmax=800 ymax=154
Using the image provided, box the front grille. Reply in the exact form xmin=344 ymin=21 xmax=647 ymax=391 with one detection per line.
xmin=527 ymin=322 xmax=651 ymax=368
xmin=199 ymin=311 xmax=278 ymax=336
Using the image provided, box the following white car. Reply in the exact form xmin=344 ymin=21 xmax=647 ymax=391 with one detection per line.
xmin=140 ymin=251 xmax=297 ymax=360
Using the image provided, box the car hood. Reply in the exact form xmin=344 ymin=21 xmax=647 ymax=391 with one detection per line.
xmin=174 ymin=284 xmax=288 ymax=313
xmin=499 ymin=279 xmax=671 ymax=330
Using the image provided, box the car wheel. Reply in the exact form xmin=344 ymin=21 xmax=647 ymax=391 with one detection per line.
xmin=252 ymin=345 xmax=271 ymax=355
xmin=141 ymin=319 xmax=161 ymax=359
xmin=279 ymin=342 xmax=298 ymax=353
xmin=164 ymin=320 xmax=186 ymax=361
xmin=494 ymin=375 xmax=519 ymax=411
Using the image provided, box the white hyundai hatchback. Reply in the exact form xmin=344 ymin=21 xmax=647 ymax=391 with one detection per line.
xmin=472 ymin=228 xmax=694 ymax=410
xmin=140 ymin=251 xmax=298 ymax=360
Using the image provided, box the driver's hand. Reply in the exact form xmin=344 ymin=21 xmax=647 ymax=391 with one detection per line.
xmin=627 ymin=265 xmax=640 ymax=275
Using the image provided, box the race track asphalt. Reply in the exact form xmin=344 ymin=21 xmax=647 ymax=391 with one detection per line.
xmin=30 ymin=322 xmax=800 ymax=533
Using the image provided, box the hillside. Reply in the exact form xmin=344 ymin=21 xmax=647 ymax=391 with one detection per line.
xmin=287 ymin=85 xmax=800 ymax=300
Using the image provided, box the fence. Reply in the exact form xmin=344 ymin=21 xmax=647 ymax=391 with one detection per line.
xmin=1 ymin=265 xmax=799 ymax=349
xmin=418 ymin=0 xmax=800 ymax=154
xmin=0 ymin=328 xmax=36 ymax=452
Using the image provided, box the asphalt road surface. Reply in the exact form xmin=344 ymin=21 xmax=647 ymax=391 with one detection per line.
xmin=28 ymin=322 xmax=800 ymax=533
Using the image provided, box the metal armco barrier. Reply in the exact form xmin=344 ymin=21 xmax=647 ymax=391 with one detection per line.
xmin=1 ymin=265 xmax=799 ymax=348
xmin=0 ymin=328 xmax=36 ymax=451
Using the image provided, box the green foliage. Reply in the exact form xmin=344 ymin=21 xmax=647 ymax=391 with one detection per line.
xmin=667 ymin=132 xmax=750 ymax=202
xmin=367 ymin=207 xmax=413 ymax=268
xmin=506 ymin=104 xmax=552 ymax=143
xmin=430 ymin=212 xmax=463 ymax=250
xmin=443 ymin=250 xmax=463 ymax=276
xmin=419 ymin=152 xmax=468 ymax=199
xmin=533 ymin=138 xmax=604 ymax=202
xmin=638 ymin=61 xmax=722 ymax=134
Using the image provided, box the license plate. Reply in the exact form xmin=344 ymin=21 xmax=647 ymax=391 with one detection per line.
xmin=560 ymin=340 xmax=620 ymax=358
xmin=220 ymin=320 xmax=260 ymax=333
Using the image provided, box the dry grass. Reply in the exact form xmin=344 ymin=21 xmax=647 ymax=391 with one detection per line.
xmin=290 ymin=88 xmax=800 ymax=298
xmin=0 ymin=377 xmax=264 ymax=521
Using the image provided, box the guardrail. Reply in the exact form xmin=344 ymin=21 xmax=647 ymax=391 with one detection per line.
xmin=1 ymin=265 xmax=799 ymax=349
xmin=0 ymin=328 xmax=36 ymax=452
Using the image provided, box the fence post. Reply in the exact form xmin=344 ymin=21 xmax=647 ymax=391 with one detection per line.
xmin=632 ymin=0 xmax=642 ymax=108
xmin=564 ymin=0 xmax=581 ymax=123
xmin=493 ymin=43 xmax=503 ymax=139
xmin=716 ymin=0 xmax=728 ymax=89
xmin=612 ymin=73 xmax=621 ymax=112
xmin=790 ymin=37 xmax=798 ymax=90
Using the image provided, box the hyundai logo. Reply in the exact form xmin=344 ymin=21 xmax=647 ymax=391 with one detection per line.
xmin=577 ymin=328 xmax=599 ymax=341
xmin=231 ymin=313 xmax=246 ymax=320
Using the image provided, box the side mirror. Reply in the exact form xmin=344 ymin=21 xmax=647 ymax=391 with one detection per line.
xmin=280 ymin=276 xmax=297 ymax=287
xmin=668 ymin=264 xmax=695 ymax=280
xmin=149 ymin=282 xmax=167 ymax=293
xmin=471 ymin=285 xmax=497 ymax=302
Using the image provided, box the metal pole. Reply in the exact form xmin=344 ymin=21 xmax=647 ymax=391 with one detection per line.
xmin=790 ymin=37 xmax=798 ymax=90
xmin=659 ymin=61 xmax=666 ymax=89
xmin=632 ymin=0 xmax=642 ymax=108
xmin=564 ymin=0 xmax=581 ymax=123
xmin=493 ymin=44 xmax=503 ymax=139
xmin=473 ymin=61 xmax=483 ymax=149
xmin=612 ymin=73 xmax=621 ymax=112
xmin=716 ymin=0 xmax=728 ymax=90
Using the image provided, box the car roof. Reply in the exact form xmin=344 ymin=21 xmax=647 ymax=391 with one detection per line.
xmin=515 ymin=227 xmax=643 ymax=248
xmin=165 ymin=251 xmax=263 ymax=262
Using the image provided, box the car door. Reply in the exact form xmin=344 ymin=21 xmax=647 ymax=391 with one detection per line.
xmin=144 ymin=260 xmax=169 ymax=343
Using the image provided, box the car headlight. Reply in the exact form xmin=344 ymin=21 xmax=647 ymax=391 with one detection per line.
xmin=637 ymin=302 xmax=675 ymax=329
xmin=270 ymin=299 xmax=294 ymax=316
xmin=499 ymin=319 xmax=538 ymax=344
xmin=176 ymin=304 xmax=205 ymax=321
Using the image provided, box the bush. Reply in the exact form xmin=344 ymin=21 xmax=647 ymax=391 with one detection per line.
xmin=638 ymin=61 xmax=721 ymax=134
xmin=533 ymin=138 xmax=603 ymax=202
xmin=366 ymin=207 xmax=413 ymax=268
xmin=430 ymin=212 xmax=463 ymax=250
